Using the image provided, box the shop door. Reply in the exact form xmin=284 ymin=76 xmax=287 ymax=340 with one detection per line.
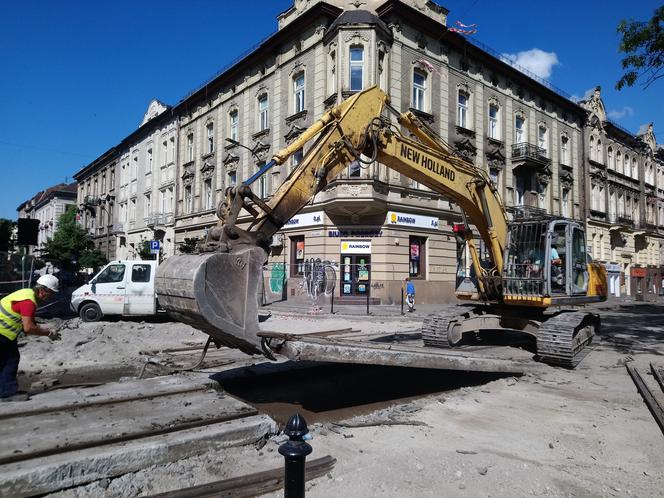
xmin=341 ymin=255 xmax=371 ymax=296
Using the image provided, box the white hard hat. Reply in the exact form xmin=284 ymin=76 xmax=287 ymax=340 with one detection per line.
xmin=37 ymin=274 xmax=60 ymax=293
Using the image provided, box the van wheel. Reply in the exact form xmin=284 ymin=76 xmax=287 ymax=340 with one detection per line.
xmin=80 ymin=303 xmax=102 ymax=322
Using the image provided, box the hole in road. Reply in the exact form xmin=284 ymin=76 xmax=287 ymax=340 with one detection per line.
xmin=214 ymin=362 xmax=515 ymax=425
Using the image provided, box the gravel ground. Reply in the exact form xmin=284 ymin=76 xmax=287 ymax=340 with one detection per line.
xmin=16 ymin=305 xmax=664 ymax=498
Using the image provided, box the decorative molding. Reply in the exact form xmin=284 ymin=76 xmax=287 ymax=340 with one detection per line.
xmin=285 ymin=110 xmax=308 ymax=124
xmin=223 ymin=152 xmax=239 ymax=167
xmin=284 ymin=124 xmax=306 ymax=144
xmin=252 ymin=128 xmax=270 ymax=141
xmin=416 ymin=32 xmax=428 ymax=50
xmin=253 ymin=141 xmax=271 ymax=162
xmin=486 ymin=143 xmax=506 ymax=170
xmin=454 ymin=137 xmax=477 ymax=162
xmin=344 ymin=31 xmax=370 ymax=44
xmin=289 ymin=61 xmax=306 ymax=77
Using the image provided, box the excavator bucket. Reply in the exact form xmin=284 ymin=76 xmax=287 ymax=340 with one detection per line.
xmin=155 ymin=246 xmax=268 ymax=355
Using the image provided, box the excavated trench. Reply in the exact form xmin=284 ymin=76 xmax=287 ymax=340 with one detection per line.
xmin=215 ymin=361 xmax=515 ymax=425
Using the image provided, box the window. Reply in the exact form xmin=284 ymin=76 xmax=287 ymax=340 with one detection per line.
xmin=204 ymin=179 xmax=213 ymax=210
xmin=616 ymin=151 xmax=622 ymax=174
xmin=130 ymin=198 xmax=136 ymax=221
xmin=144 ymin=193 xmax=151 ymax=217
xmin=328 ymin=49 xmax=336 ymax=94
xmin=290 ymin=235 xmax=305 ymax=277
xmin=131 ymin=264 xmax=151 ymax=283
xmin=409 ymin=236 xmax=427 ymax=278
xmin=457 ymin=92 xmax=469 ymax=128
xmin=169 ymin=137 xmax=175 ymax=164
xmin=147 ymin=148 xmax=153 ymax=172
xmin=101 ymin=174 xmax=106 ymax=193
xmin=184 ymin=185 xmax=192 ymax=213
xmin=167 ymin=187 xmax=173 ymax=211
xmin=258 ymin=166 xmax=267 ymax=199
xmin=561 ymin=188 xmax=570 ymax=217
xmin=589 ymin=136 xmax=595 ymax=161
xmin=258 ymin=95 xmax=269 ymax=131
xmin=96 ymin=264 xmax=125 ymax=284
xmin=488 ymin=103 xmax=500 ymax=140
xmin=291 ymin=148 xmax=303 ymax=173
xmin=228 ymin=170 xmax=237 ymax=186
xmin=489 ymin=168 xmax=500 ymax=187
xmin=229 ymin=111 xmax=239 ymax=141
xmin=187 ymin=134 xmax=194 ymax=162
xmin=412 ymin=70 xmax=426 ymax=112
xmin=538 ymin=125 xmax=548 ymax=155
xmin=607 ymin=147 xmax=614 ymax=169
xmin=348 ymin=160 xmax=361 ymax=178
xmin=160 ymin=189 xmax=167 ymax=213
xmin=294 ymin=73 xmax=305 ymax=114
xmin=131 ymin=157 xmax=138 ymax=180
xmin=162 ymin=140 xmax=168 ymax=166
xmin=515 ymin=115 xmax=525 ymax=143
xmin=349 ymin=46 xmax=364 ymax=91
xmin=560 ymin=135 xmax=569 ymax=165
xmin=206 ymin=123 xmax=214 ymax=153
xmin=596 ymin=140 xmax=602 ymax=164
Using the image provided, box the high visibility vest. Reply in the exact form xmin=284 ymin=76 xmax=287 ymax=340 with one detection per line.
xmin=0 ymin=288 xmax=36 ymax=341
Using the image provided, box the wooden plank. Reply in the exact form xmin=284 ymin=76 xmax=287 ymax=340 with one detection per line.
xmin=0 ymin=374 xmax=218 ymax=419
xmin=275 ymin=336 xmax=537 ymax=374
xmin=625 ymin=362 xmax=664 ymax=436
xmin=0 ymin=391 xmax=256 ymax=465
xmin=650 ymin=363 xmax=664 ymax=394
xmin=147 ymin=455 xmax=336 ymax=498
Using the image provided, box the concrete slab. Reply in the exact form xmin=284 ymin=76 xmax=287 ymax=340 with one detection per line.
xmin=0 ymin=373 xmax=218 ymax=419
xmin=0 ymin=414 xmax=278 ymax=498
xmin=0 ymin=390 xmax=256 ymax=464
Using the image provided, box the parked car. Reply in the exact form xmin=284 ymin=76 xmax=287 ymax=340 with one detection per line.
xmin=70 ymin=260 xmax=160 ymax=321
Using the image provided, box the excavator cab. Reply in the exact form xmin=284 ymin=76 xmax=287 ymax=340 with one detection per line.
xmin=502 ymin=207 xmax=598 ymax=305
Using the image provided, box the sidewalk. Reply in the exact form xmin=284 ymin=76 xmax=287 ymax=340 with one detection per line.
xmin=261 ymin=295 xmax=664 ymax=319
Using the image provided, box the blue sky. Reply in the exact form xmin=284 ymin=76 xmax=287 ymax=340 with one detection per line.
xmin=1 ymin=0 xmax=661 ymax=219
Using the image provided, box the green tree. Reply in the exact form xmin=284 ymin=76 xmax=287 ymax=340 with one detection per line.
xmin=136 ymin=236 xmax=160 ymax=260
xmin=0 ymin=219 xmax=16 ymax=252
xmin=178 ymin=237 xmax=202 ymax=254
xmin=42 ymin=206 xmax=108 ymax=271
xmin=616 ymin=6 xmax=664 ymax=90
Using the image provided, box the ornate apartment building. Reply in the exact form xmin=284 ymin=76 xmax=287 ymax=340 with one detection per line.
xmin=73 ymin=0 xmax=662 ymax=303
xmin=581 ymin=87 xmax=664 ymax=299
xmin=74 ymin=148 xmax=118 ymax=260
xmin=16 ymin=183 xmax=77 ymax=254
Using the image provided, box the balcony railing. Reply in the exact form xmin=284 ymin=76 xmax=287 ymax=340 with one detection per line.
xmin=511 ymin=143 xmax=549 ymax=165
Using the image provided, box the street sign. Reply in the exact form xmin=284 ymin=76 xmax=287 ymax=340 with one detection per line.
xmin=149 ymin=240 xmax=160 ymax=254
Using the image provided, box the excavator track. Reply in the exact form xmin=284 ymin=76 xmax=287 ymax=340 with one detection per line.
xmin=421 ymin=308 xmax=463 ymax=348
xmin=536 ymin=311 xmax=599 ymax=368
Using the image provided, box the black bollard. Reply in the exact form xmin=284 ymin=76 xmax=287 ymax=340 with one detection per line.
xmin=279 ymin=413 xmax=313 ymax=498
xmin=330 ymin=291 xmax=335 ymax=314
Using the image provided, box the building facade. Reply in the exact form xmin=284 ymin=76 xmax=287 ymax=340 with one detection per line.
xmin=17 ymin=182 xmax=78 ymax=254
xmin=114 ymin=100 xmax=178 ymax=260
xmin=74 ymin=148 xmax=119 ymax=260
xmin=581 ymin=87 xmax=664 ymax=299
xmin=73 ymin=0 xmax=661 ymax=305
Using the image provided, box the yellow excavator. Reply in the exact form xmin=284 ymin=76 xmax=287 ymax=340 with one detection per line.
xmin=156 ymin=86 xmax=607 ymax=368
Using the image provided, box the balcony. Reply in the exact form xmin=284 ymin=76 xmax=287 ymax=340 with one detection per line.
xmin=511 ymin=143 xmax=550 ymax=166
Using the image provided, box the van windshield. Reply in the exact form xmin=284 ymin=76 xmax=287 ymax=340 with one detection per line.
xmin=96 ymin=264 xmax=126 ymax=284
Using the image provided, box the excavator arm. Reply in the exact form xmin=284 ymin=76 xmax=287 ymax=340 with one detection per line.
xmin=156 ymin=86 xmax=508 ymax=354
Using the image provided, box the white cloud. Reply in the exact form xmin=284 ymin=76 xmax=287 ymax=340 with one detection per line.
xmin=501 ymin=48 xmax=560 ymax=79
xmin=571 ymin=87 xmax=596 ymax=103
xmin=607 ymin=106 xmax=634 ymax=120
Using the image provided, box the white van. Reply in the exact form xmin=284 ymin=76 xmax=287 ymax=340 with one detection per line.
xmin=70 ymin=260 xmax=159 ymax=321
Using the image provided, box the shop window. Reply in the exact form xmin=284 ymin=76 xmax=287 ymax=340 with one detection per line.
xmin=409 ymin=236 xmax=427 ymax=278
xmin=290 ymin=235 xmax=305 ymax=277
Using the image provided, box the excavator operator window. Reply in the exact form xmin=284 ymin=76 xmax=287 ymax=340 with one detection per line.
xmin=503 ymin=222 xmax=546 ymax=297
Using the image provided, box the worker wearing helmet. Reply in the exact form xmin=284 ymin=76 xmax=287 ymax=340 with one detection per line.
xmin=0 ymin=274 xmax=62 ymax=402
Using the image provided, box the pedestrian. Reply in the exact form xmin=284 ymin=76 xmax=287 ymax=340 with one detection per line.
xmin=405 ymin=277 xmax=416 ymax=312
xmin=0 ymin=275 xmax=62 ymax=402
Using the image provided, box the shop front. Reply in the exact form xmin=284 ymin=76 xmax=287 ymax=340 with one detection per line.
xmin=630 ymin=266 xmax=646 ymax=300
xmin=340 ymin=240 xmax=371 ymax=297
xmin=603 ymin=262 xmax=621 ymax=298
